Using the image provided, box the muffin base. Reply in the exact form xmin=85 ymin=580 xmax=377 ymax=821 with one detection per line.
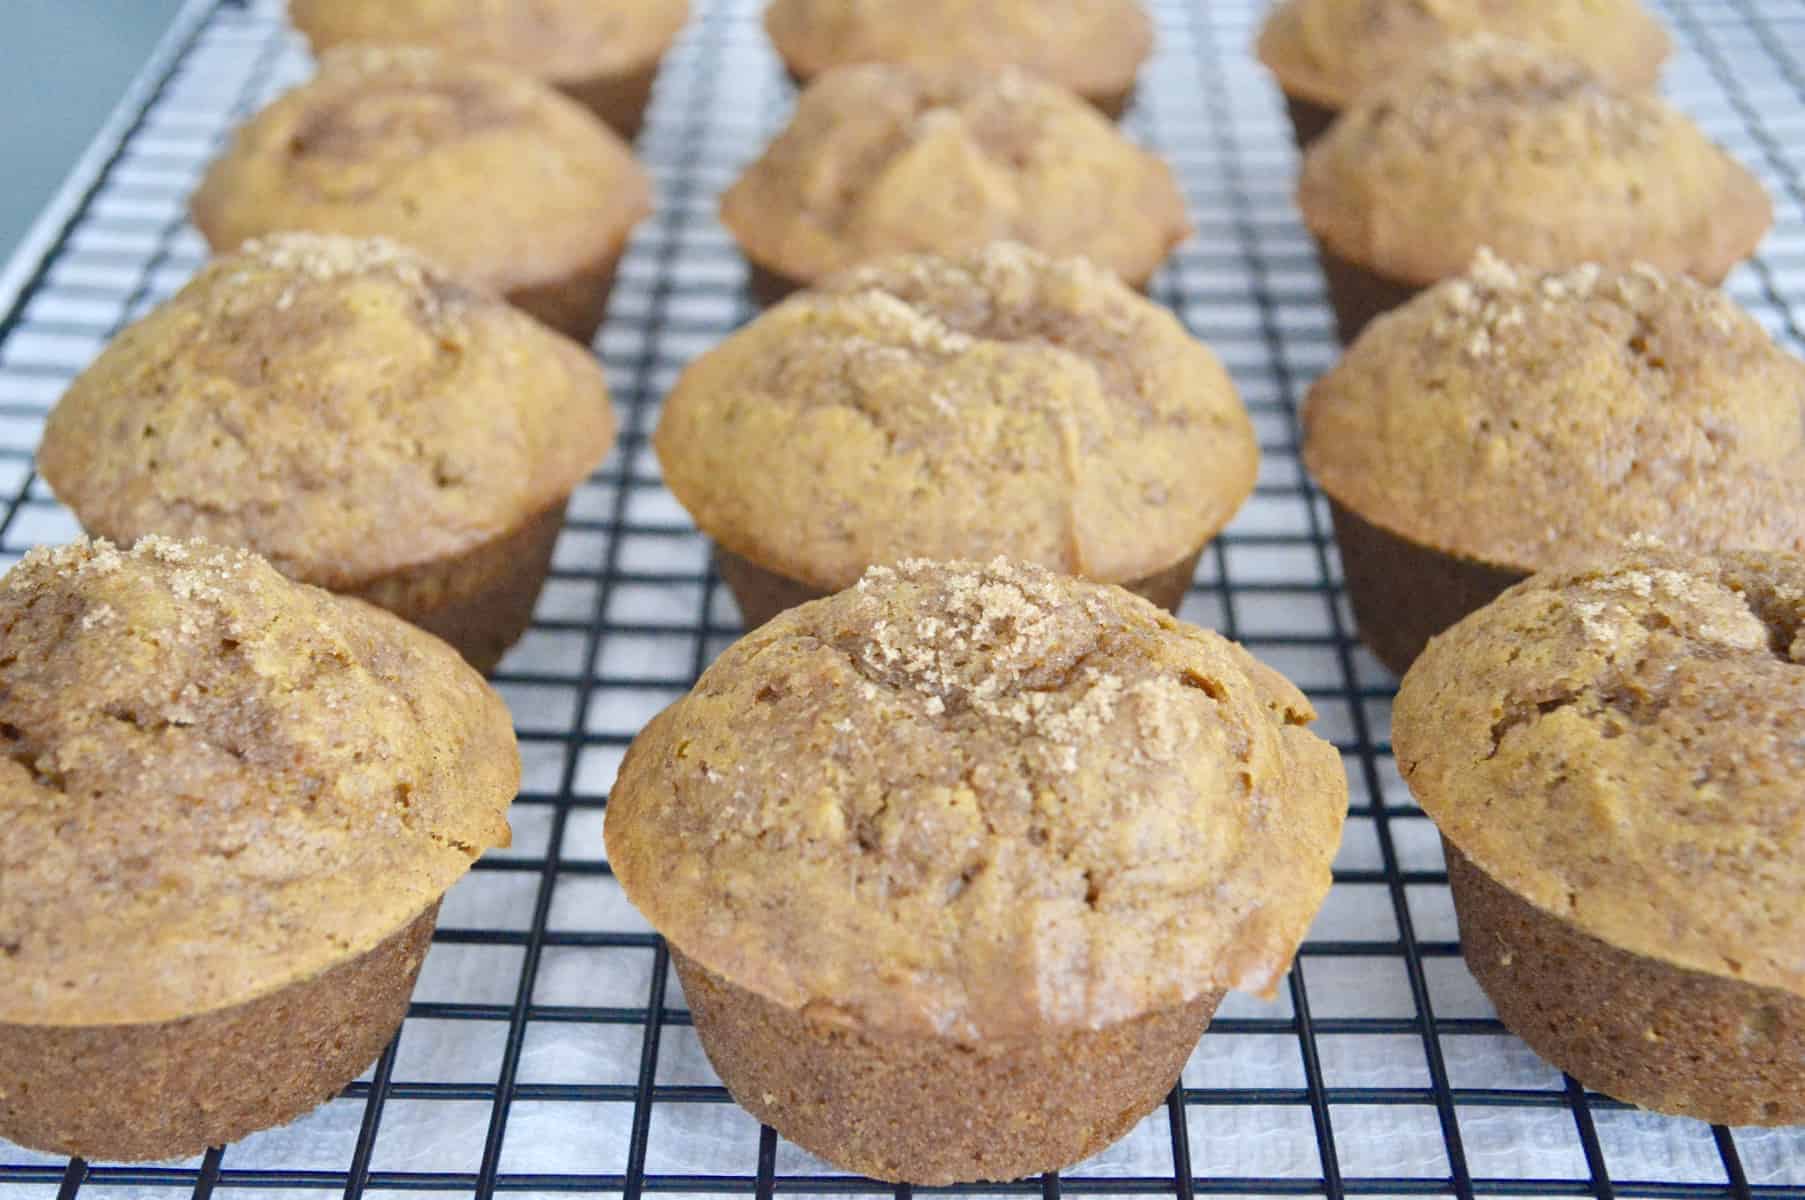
xmin=0 ymin=903 xmax=438 ymax=1162
xmin=716 ymin=545 xmax=1203 ymax=629
xmin=745 ymin=260 xmax=1158 ymax=309
xmin=559 ymin=61 xmax=661 ymax=143
xmin=1282 ymin=94 xmax=1339 ymax=149
xmin=674 ymin=949 xmax=1219 ymax=1184
xmin=1326 ymin=500 xmax=1526 ymax=677
xmin=504 ymin=251 xmax=623 ymax=345
xmin=1446 ymin=845 xmax=1805 ymax=1126
xmin=356 ymin=501 xmax=569 ymax=674
xmin=781 ymin=67 xmax=1132 ymax=121
xmin=1316 ymin=247 xmax=1424 ymax=345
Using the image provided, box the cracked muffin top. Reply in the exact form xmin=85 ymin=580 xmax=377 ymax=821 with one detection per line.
xmin=1257 ymin=0 xmax=1668 ymax=110
xmin=0 ymin=537 xmax=516 ymax=1027
xmin=605 ymin=558 xmax=1347 ymax=1040
xmin=720 ymin=64 xmax=1190 ymax=288
xmin=190 ymin=46 xmax=650 ymax=294
xmin=1303 ymin=251 xmax=1805 ymax=572
xmin=290 ymin=0 xmax=692 ymax=81
xmin=1297 ymin=37 xmax=1769 ymax=287
xmin=1394 ymin=546 xmax=1805 ymax=996
xmin=655 ymin=243 xmax=1256 ymax=591
xmin=764 ymin=0 xmax=1153 ymax=109
xmin=39 ymin=233 xmax=616 ymax=589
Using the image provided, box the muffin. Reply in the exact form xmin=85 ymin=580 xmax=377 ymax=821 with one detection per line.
xmin=287 ymin=0 xmax=691 ymax=141
xmin=1256 ymin=0 xmax=1669 ymax=147
xmin=38 ymin=233 xmax=617 ymax=673
xmin=1393 ymin=546 xmax=1805 ymax=1125
xmin=191 ymin=46 xmax=651 ymax=343
xmin=656 ymin=242 xmax=1255 ymax=628
xmin=0 ymin=536 xmax=517 ymax=1161
xmin=764 ymin=0 xmax=1153 ymax=119
xmin=720 ymin=64 xmax=1190 ymax=303
xmin=1302 ymin=251 xmax=1805 ymax=676
xmin=1297 ymin=37 xmax=1771 ymax=343
xmin=606 ymin=558 xmax=1347 ymax=1183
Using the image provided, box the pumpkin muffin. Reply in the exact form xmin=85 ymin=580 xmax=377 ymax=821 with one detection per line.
xmin=38 ymin=233 xmax=617 ymax=673
xmin=656 ymin=243 xmax=1255 ymax=627
xmin=0 ymin=536 xmax=517 ymax=1161
xmin=764 ymin=0 xmax=1153 ymax=119
xmin=1297 ymin=37 xmax=1770 ymax=343
xmin=287 ymin=0 xmax=691 ymax=141
xmin=1394 ymin=546 xmax=1805 ymax=1125
xmin=606 ymin=558 xmax=1347 ymax=1183
xmin=1303 ymin=251 xmax=1805 ymax=676
xmin=720 ymin=64 xmax=1190 ymax=303
xmin=191 ymin=46 xmax=651 ymax=343
xmin=1256 ymin=0 xmax=1669 ymax=147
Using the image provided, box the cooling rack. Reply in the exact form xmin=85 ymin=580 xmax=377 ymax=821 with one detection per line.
xmin=1 ymin=0 xmax=1803 ymax=1196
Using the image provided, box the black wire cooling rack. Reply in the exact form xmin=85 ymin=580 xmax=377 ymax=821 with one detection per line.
xmin=1 ymin=0 xmax=1803 ymax=1196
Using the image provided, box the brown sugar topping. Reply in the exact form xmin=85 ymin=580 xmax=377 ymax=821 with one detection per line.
xmin=1394 ymin=546 xmax=1805 ymax=997
xmin=653 ymin=243 xmax=1256 ymax=590
xmin=1303 ymin=252 xmax=1805 ymax=572
xmin=0 ymin=537 xmax=517 ymax=1027
xmin=604 ymin=559 xmax=1348 ymax=1041
xmin=1296 ymin=37 xmax=1771 ymax=287
xmin=37 ymin=233 xmax=616 ymax=591
xmin=719 ymin=64 xmax=1190 ymax=287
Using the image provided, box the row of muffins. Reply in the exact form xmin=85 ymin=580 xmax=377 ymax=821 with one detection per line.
xmin=2 ymin=0 xmax=1800 ymax=1183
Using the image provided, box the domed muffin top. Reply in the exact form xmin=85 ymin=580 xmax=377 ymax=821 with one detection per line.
xmin=1303 ymin=251 xmax=1805 ymax=572
xmin=720 ymin=64 xmax=1190 ymax=287
xmin=1395 ymin=546 xmax=1805 ymax=997
xmin=656 ymin=243 xmax=1255 ymax=590
xmin=0 ymin=537 xmax=517 ymax=1026
xmin=191 ymin=47 xmax=650 ymax=293
xmin=765 ymin=0 xmax=1152 ymax=105
xmin=40 ymin=233 xmax=616 ymax=589
xmin=290 ymin=0 xmax=692 ymax=81
xmin=605 ymin=558 xmax=1347 ymax=1041
xmin=1258 ymin=0 xmax=1668 ymax=109
xmin=1297 ymin=37 xmax=1768 ymax=286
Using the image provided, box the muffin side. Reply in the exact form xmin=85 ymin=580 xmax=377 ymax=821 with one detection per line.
xmin=288 ymin=0 xmax=691 ymax=139
xmin=1393 ymin=548 xmax=1805 ymax=1121
xmin=606 ymin=559 xmax=1347 ymax=1180
xmin=763 ymin=0 xmax=1152 ymax=116
xmin=190 ymin=46 xmax=651 ymax=340
xmin=654 ymin=243 xmax=1255 ymax=623
xmin=1303 ymin=252 xmax=1805 ymax=671
xmin=1296 ymin=37 xmax=1770 ymax=338
xmin=0 ymin=537 xmax=517 ymax=1158
xmin=38 ymin=234 xmax=616 ymax=670
xmin=719 ymin=64 xmax=1190 ymax=292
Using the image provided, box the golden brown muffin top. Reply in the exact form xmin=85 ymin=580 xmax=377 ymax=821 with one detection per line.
xmin=190 ymin=47 xmax=651 ymax=294
xmin=1303 ymin=252 xmax=1805 ymax=572
xmin=655 ymin=243 xmax=1256 ymax=590
xmin=719 ymin=64 xmax=1190 ymax=288
xmin=1297 ymin=37 xmax=1770 ymax=287
xmin=0 ymin=537 xmax=517 ymax=1028
xmin=764 ymin=0 xmax=1152 ymax=103
xmin=1394 ymin=546 xmax=1805 ymax=998
xmin=605 ymin=558 xmax=1347 ymax=1041
xmin=39 ymin=234 xmax=616 ymax=591
xmin=290 ymin=0 xmax=691 ymax=80
xmin=1257 ymin=0 xmax=1669 ymax=109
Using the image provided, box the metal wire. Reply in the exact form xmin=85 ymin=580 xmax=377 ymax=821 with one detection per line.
xmin=1 ymin=0 xmax=1803 ymax=1197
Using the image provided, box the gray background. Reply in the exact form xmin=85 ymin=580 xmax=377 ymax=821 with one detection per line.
xmin=0 ymin=0 xmax=186 ymax=263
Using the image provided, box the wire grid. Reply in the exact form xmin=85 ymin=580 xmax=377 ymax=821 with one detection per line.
xmin=0 ymin=0 xmax=1803 ymax=1197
